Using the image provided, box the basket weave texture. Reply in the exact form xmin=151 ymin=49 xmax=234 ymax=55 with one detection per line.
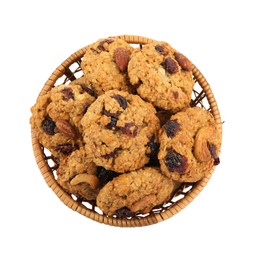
xmin=31 ymin=35 xmax=222 ymax=227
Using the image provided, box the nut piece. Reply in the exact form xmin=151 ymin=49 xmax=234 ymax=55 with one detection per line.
xmin=70 ymin=174 xmax=100 ymax=189
xmin=163 ymin=57 xmax=179 ymax=74
xmin=155 ymin=45 xmax=168 ymax=56
xmin=56 ymin=119 xmax=77 ymax=139
xmin=174 ymin=52 xmax=192 ymax=71
xmin=194 ymin=126 xmax=217 ymax=162
xmin=130 ymin=194 xmax=156 ymax=213
xmin=113 ymin=48 xmax=130 ymax=72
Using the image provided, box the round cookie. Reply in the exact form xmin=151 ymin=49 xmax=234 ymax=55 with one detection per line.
xmin=96 ymin=167 xmax=174 ymax=217
xmin=158 ymin=107 xmax=221 ymax=182
xmin=57 ymin=148 xmax=99 ymax=201
xmin=81 ymin=90 xmax=160 ymax=173
xmin=30 ymin=84 xmax=95 ymax=158
xmin=81 ymin=37 xmax=134 ymax=95
xmin=128 ymin=41 xmax=194 ymax=112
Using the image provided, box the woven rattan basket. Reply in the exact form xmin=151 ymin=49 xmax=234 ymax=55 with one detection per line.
xmin=31 ymin=35 xmax=222 ymax=227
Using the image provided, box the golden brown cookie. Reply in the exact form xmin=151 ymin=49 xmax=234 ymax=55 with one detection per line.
xmin=81 ymin=90 xmax=160 ymax=173
xmin=56 ymin=148 xmax=99 ymax=201
xmin=128 ymin=41 xmax=194 ymax=112
xmin=81 ymin=37 xmax=134 ymax=95
xmin=96 ymin=167 xmax=174 ymax=217
xmin=30 ymin=84 xmax=95 ymax=158
xmin=158 ymin=107 xmax=221 ymax=182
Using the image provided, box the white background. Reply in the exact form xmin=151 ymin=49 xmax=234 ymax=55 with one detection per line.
xmin=1 ymin=0 xmax=253 ymax=259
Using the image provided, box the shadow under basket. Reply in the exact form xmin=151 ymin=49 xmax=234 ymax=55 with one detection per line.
xmin=31 ymin=35 xmax=222 ymax=227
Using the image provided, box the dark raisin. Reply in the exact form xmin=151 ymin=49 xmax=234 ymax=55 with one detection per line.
xmin=103 ymin=108 xmax=121 ymax=118
xmin=54 ymin=144 xmax=78 ymax=155
xmin=115 ymin=207 xmax=133 ymax=218
xmin=102 ymin=147 xmax=121 ymax=159
xmin=208 ymin=143 xmax=220 ymax=166
xmin=78 ymin=84 xmax=96 ymax=97
xmin=41 ymin=116 xmax=56 ymax=135
xmin=155 ymin=45 xmax=168 ymax=56
xmin=156 ymin=110 xmax=174 ymax=127
xmin=96 ymin=166 xmax=121 ymax=186
xmin=120 ymin=122 xmax=138 ymax=137
xmin=82 ymin=104 xmax=89 ymax=115
xmin=111 ymin=94 xmax=127 ymax=110
xmin=98 ymin=39 xmax=114 ymax=51
xmin=61 ymin=87 xmax=74 ymax=100
xmin=105 ymin=116 xmax=119 ymax=130
xmin=163 ymin=57 xmax=179 ymax=74
xmin=164 ymin=149 xmax=187 ymax=174
xmin=213 ymin=157 xmax=220 ymax=166
xmin=146 ymin=134 xmax=160 ymax=166
xmin=164 ymin=120 xmax=180 ymax=138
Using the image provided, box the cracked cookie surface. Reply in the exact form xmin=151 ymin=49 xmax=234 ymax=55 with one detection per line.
xmin=30 ymin=84 xmax=95 ymax=158
xmin=81 ymin=37 xmax=134 ymax=95
xmin=81 ymin=90 xmax=160 ymax=173
xmin=158 ymin=107 xmax=221 ymax=182
xmin=128 ymin=41 xmax=194 ymax=112
xmin=96 ymin=167 xmax=174 ymax=216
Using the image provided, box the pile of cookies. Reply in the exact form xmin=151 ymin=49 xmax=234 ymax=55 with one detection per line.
xmin=30 ymin=37 xmax=221 ymax=218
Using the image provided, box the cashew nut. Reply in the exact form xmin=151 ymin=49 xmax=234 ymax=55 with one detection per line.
xmin=130 ymin=194 xmax=156 ymax=213
xmin=194 ymin=126 xmax=217 ymax=162
xmin=70 ymin=174 xmax=100 ymax=189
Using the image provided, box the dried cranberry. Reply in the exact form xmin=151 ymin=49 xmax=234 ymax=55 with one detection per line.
xmin=102 ymin=147 xmax=121 ymax=159
xmin=61 ymin=87 xmax=74 ymax=100
xmin=78 ymin=84 xmax=96 ymax=97
xmin=120 ymin=122 xmax=138 ymax=137
xmin=164 ymin=120 xmax=180 ymax=138
xmin=41 ymin=116 xmax=56 ymax=135
xmin=96 ymin=166 xmax=120 ymax=186
xmin=163 ymin=57 xmax=179 ymax=74
xmin=155 ymin=45 xmax=168 ymax=56
xmin=54 ymin=144 xmax=78 ymax=155
xmin=111 ymin=94 xmax=127 ymax=110
xmin=115 ymin=207 xmax=133 ymax=218
xmin=208 ymin=143 xmax=220 ymax=165
xmin=173 ymin=91 xmax=179 ymax=99
xmin=164 ymin=149 xmax=187 ymax=174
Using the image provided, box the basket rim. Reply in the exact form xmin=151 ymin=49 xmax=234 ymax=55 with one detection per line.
xmin=31 ymin=35 xmax=222 ymax=227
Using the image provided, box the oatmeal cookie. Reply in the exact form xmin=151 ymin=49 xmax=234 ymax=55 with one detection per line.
xmin=96 ymin=167 xmax=174 ymax=216
xmin=158 ymin=107 xmax=221 ymax=182
xmin=81 ymin=90 xmax=160 ymax=173
xmin=57 ymin=148 xmax=99 ymax=201
xmin=128 ymin=41 xmax=194 ymax=112
xmin=30 ymin=84 xmax=95 ymax=158
xmin=81 ymin=37 xmax=134 ymax=95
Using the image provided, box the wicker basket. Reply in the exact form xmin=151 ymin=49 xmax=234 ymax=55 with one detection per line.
xmin=31 ymin=35 xmax=222 ymax=227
